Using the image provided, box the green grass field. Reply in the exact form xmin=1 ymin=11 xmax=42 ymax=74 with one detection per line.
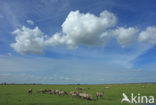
xmin=0 ymin=84 xmax=156 ymax=105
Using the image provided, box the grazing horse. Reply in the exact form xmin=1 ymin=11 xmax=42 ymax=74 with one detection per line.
xmin=37 ymin=89 xmax=43 ymax=93
xmin=54 ymin=90 xmax=60 ymax=94
xmin=28 ymin=89 xmax=32 ymax=94
xmin=76 ymin=87 xmax=86 ymax=91
xmin=105 ymin=86 xmax=110 ymax=89
xmin=78 ymin=93 xmax=93 ymax=100
xmin=58 ymin=90 xmax=68 ymax=95
xmin=70 ymin=91 xmax=79 ymax=97
xmin=96 ymin=92 xmax=104 ymax=99
xmin=48 ymin=90 xmax=55 ymax=94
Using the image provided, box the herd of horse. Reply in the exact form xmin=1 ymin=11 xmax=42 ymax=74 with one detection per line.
xmin=28 ymin=87 xmax=106 ymax=100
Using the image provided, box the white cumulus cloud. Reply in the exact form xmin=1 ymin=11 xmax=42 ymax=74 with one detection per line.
xmin=26 ymin=20 xmax=34 ymax=25
xmin=113 ymin=27 xmax=139 ymax=47
xmin=138 ymin=26 xmax=156 ymax=44
xmin=46 ymin=10 xmax=117 ymax=48
xmin=11 ymin=26 xmax=46 ymax=54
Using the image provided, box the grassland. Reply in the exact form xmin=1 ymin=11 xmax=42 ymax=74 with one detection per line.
xmin=0 ymin=84 xmax=156 ymax=105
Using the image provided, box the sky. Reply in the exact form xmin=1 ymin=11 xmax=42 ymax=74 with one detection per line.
xmin=0 ymin=0 xmax=156 ymax=84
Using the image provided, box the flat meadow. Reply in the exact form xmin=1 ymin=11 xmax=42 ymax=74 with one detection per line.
xmin=0 ymin=84 xmax=156 ymax=105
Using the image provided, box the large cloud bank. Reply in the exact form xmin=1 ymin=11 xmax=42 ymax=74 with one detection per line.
xmin=11 ymin=10 xmax=156 ymax=54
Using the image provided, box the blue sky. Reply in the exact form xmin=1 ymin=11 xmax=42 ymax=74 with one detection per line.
xmin=0 ymin=0 xmax=156 ymax=84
